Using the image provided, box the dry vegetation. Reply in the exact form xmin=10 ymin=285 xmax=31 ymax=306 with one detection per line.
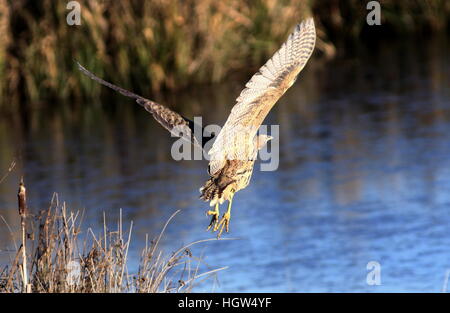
xmin=0 ymin=0 xmax=448 ymax=106
xmin=0 ymin=180 xmax=226 ymax=293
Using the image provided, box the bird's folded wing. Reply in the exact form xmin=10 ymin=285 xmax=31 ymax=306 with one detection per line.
xmin=207 ymin=18 xmax=316 ymax=175
xmin=77 ymin=62 xmax=201 ymax=148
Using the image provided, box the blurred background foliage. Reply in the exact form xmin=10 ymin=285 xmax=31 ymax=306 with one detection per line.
xmin=0 ymin=0 xmax=449 ymax=109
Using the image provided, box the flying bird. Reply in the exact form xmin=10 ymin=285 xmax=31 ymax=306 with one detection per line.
xmin=77 ymin=18 xmax=316 ymax=238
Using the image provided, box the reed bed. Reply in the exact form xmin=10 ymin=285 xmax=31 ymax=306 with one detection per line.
xmin=0 ymin=0 xmax=449 ymax=107
xmin=0 ymin=180 xmax=226 ymax=293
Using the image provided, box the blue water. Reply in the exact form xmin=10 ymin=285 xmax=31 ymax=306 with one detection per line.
xmin=1 ymin=39 xmax=449 ymax=292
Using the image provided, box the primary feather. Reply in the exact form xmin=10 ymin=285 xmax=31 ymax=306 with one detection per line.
xmin=76 ymin=62 xmax=202 ymax=148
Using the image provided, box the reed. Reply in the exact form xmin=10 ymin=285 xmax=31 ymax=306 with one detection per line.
xmin=0 ymin=0 xmax=449 ymax=108
xmin=0 ymin=180 xmax=227 ymax=293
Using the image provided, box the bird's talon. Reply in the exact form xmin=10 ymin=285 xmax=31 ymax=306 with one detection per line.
xmin=206 ymin=204 xmax=220 ymax=231
xmin=206 ymin=195 xmax=233 ymax=238
xmin=206 ymin=212 xmax=218 ymax=231
xmin=216 ymin=211 xmax=231 ymax=238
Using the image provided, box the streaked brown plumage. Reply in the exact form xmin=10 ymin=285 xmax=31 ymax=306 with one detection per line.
xmin=200 ymin=160 xmax=254 ymax=205
xmin=77 ymin=18 xmax=316 ymax=238
xmin=200 ymin=18 xmax=316 ymax=235
xmin=200 ymin=134 xmax=271 ymax=206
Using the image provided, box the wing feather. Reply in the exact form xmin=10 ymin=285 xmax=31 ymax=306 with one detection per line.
xmin=77 ymin=62 xmax=202 ymax=148
xmin=208 ymin=18 xmax=316 ymax=175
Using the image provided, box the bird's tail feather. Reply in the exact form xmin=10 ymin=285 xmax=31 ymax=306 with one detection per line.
xmin=199 ymin=179 xmax=222 ymax=206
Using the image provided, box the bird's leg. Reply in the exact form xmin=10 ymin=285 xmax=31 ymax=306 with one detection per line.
xmin=217 ymin=194 xmax=233 ymax=238
xmin=206 ymin=203 xmax=220 ymax=231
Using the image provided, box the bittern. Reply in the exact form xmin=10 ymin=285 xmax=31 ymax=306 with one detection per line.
xmin=77 ymin=18 xmax=316 ymax=238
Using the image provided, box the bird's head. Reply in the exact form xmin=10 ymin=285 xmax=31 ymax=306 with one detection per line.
xmin=255 ymin=134 xmax=273 ymax=150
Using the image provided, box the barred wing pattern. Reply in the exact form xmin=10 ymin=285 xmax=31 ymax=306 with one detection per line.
xmin=77 ymin=62 xmax=201 ymax=148
xmin=208 ymin=18 xmax=316 ymax=175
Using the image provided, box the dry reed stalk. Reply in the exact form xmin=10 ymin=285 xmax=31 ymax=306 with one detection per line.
xmin=1 ymin=182 xmax=228 ymax=293
xmin=17 ymin=177 xmax=31 ymax=293
xmin=0 ymin=0 xmax=10 ymax=101
xmin=0 ymin=160 xmax=16 ymax=184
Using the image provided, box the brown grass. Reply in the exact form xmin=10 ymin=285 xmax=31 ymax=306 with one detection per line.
xmin=1 ymin=0 xmax=448 ymax=107
xmin=0 ymin=180 xmax=227 ymax=293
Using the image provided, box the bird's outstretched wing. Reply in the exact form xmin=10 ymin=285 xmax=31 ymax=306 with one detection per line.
xmin=207 ymin=18 xmax=316 ymax=175
xmin=77 ymin=62 xmax=204 ymax=148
